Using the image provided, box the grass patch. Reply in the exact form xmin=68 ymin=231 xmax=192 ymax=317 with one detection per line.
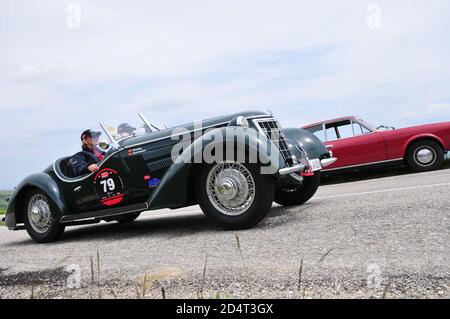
xmin=0 ymin=208 xmax=5 ymax=214
xmin=0 ymin=191 xmax=12 ymax=209
xmin=0 ymin=191 xmax=12 ymax=227
xmin=0 ymin=207 xmax=5 ymax=226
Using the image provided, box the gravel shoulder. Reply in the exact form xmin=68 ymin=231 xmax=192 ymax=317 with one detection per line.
xmin=1 ymin=170 xmax=449 ymax=299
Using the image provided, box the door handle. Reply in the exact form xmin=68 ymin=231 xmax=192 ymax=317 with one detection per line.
xmin=325 ymin=145 xmax=334 ymax=149
xmin=74 ymin=186 xmax=82 ymax=192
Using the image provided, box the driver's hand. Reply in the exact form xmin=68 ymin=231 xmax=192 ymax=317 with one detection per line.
xmin=88 ymin=164 xmax=100 ymax=172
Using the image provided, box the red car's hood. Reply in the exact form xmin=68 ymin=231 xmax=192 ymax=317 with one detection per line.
xmin=379 ymin=121 xmax=450 ymax=136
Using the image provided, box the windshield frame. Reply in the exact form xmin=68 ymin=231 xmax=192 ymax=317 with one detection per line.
xmin=355 ymin=117 xmax=377 ymax=132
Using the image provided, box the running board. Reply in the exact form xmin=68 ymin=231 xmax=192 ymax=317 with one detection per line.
xmin=60 ymin=203 xmax=148 ymax=223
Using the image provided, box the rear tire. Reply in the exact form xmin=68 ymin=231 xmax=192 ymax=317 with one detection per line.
xmin=406 ymin=140 xmax=444 ymax=172
xmin=115 ymin=212 xmax=141 ymax=223
xmin=196 ymin=161 xmax=274 ymax=230
xmin=23 ymin=190 xmax=65 ymax=243
xmin=274 ymin=172 xmax=321 ymax=206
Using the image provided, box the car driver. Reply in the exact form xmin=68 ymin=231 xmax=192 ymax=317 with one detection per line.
xmin=70 ymin=129 xmax=105 ymax=177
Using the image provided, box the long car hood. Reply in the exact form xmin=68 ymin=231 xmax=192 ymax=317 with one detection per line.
xmin=379 ymin=121 xmax=450 ymax=138
xmin=120 ymin=110 xmax=272 ymax=148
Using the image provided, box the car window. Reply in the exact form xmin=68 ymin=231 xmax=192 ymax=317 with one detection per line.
xmin=325 ymin=126 xmax=338 ymax=141
xmin=325 ymin=120 xmax=353 ymax=140
xmin=353 ymin=122 xmax=372 ymax=135
xmin=337 ymin=121 xmax=354 ymax=139
xmin=306 ymin=125 xmax=325 ymax=142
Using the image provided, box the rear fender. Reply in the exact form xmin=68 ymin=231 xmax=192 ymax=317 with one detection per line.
xmin=282 ymin=128 xmax=328 ymax=159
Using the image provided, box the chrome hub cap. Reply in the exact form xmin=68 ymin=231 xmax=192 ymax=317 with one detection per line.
xmin=415 ymin=147 xmax=436 ymax=166
xmin=206 ymin=162 xmax=255 ymax=216
xmin=218 ymin=178 xmax=238 ymax=199
xmin=27 ymin=195 xmax=52 ymax=233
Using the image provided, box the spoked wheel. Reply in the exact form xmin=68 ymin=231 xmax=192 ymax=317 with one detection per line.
xmin=274 ymin=172 xmax=321 ymax=206
xmin=406 ymin=140 xmax=444 ymax=172
xmin=197 ymin=161 xmax=274 ymax=229
xmin=24 ymin=190 xmax=65 ymax=243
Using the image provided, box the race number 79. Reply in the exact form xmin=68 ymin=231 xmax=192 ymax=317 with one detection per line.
xmin=100 ymin=178 xmax=116 ymax=193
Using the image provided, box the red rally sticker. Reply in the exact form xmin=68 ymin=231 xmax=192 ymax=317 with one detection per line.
xmin=93 ymin=168 xmax=124 ymax=206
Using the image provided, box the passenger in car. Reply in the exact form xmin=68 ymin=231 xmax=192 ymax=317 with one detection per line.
xmin=69 ymin=129 xmax=105 ymax=177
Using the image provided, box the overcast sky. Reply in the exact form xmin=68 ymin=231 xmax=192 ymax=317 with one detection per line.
xmin=1 ymin=0 xmax=450 ymax=189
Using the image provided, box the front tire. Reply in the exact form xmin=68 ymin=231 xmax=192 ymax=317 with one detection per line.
xmin=274 ymin=172 xmax=321 ymax=206
xmin=23 ymin=190 xmax=65 ymax=243
xmin=196 ymin=161 xmax=274 ymax=230
xmin=406 ymin=140 xmax=444 ymax=172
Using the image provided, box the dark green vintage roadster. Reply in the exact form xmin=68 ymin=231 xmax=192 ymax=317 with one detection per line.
xmin=4 ymin=111 xmax=336 ymax=243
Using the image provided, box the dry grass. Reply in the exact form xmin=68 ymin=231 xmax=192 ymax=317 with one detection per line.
xmin=137 ymin=268 xmax=180 ymax=298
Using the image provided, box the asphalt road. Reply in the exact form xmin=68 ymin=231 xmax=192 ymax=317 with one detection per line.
xmin=1 ymin=169 xmax=449 ymax=299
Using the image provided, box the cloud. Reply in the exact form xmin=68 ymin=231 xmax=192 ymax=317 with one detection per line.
xmin=405 ymin=103 xmax=450 ymax=121
xmin=0 ymin=0 xmax=450 ymax=188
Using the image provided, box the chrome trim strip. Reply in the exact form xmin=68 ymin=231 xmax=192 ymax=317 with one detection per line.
xmin=322 ymin=158 xmax=403 ymax=172
xmin=279 ymin=163 xmax=306 ymax=175
xmin=53 ymin=115 xmax=271 ymax=183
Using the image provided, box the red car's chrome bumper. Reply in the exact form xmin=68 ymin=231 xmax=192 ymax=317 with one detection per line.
xmin=321 ymin=157 xmax=338 ymax=167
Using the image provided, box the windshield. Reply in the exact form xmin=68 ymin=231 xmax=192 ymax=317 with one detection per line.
xmin=99 ymin=113 xmax=166 ymax=145
xmin=356 ymin=117 xmax=377 ymax=132
xmin=103 ymin=116 xmax=149 ymax=141
xmin=100 ymin=113 xmax=164 ymax=148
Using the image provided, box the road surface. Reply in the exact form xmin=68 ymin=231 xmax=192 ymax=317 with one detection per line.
xmin=1 ymin=169 xmax=449 ymax=298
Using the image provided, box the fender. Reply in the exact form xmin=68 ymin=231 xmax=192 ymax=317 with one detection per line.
xmin=5 ymin=173 xmax=65 ymax=229
xmin=147 ymin=126 xmax=282 ymax=210
xmin=282 ymin=128 xmax=328 ymax=159
xmin=403 ymin=133 xmax=446 ymax=155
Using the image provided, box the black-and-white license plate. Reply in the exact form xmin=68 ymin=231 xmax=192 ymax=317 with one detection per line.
xmin=308 ymin=158 xmax=322 ymax=171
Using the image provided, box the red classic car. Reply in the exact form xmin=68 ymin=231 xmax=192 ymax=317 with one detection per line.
xmin=303 ymin=116 xmax=450 ymax=173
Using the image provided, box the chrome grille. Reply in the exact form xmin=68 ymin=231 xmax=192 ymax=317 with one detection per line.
xmin=256 ymin=119 xmax=292 ymax=162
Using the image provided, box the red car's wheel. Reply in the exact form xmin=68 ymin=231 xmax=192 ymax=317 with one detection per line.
xmin=406 ymin=140 xmax=444 ymax=172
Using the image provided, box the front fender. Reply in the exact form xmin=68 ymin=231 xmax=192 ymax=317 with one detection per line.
xmin=282 ymin=128 xmax=329 ymax=159
xmin=5 ymin=173 xmax=65 ymax=229
xmin=147 ymin=126 xmax=282 ymax=209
